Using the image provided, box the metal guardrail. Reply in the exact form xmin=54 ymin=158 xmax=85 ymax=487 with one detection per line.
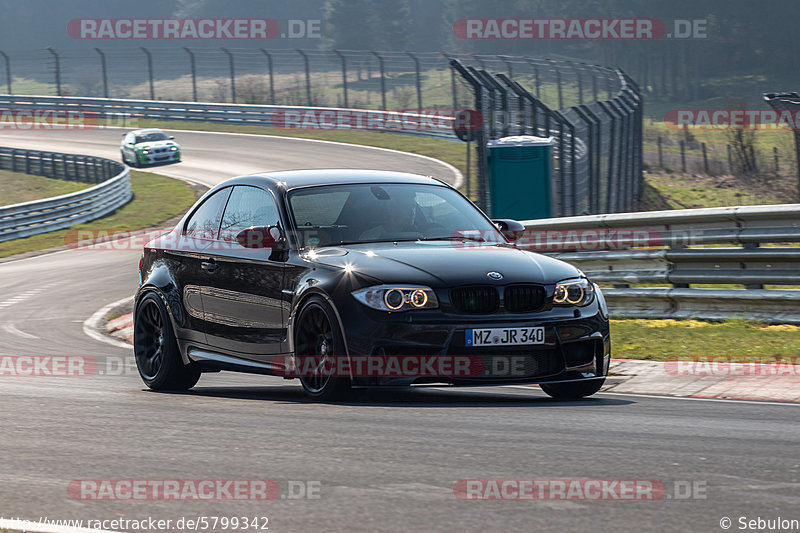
xmin=0 ymin=94 xmax=457 ymax=141
xmin=0 ymin=147 xmax=132 ymax=242
xmin=520 ymin=204 xmax=800 ymax=323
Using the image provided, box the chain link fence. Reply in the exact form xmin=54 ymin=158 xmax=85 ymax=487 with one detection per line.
xmin=451 ymin=57 xmax=642 ymax=217
xmin=0 ymin=46 xmax=643 ymax=216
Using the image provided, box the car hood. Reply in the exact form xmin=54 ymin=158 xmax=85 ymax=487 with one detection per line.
xmin=134 ymin=140 xmax=178 ymax=150
xmin=306 ymin=241 xmax=581 ymax=287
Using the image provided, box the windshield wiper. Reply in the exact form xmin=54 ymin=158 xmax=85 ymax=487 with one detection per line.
xmin=416 ymin=236 xmax=490 ymax=243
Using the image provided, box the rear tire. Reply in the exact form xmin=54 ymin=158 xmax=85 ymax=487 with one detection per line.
xmin=134 ymin=292 xmax=200 ymax=391
xmin=294 ymin=296 xmax=351 ymax=401
xmin=540 ymin=378 xmax=604 ymax=399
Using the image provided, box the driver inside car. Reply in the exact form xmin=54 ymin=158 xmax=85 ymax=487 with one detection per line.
xmin=358 ymin=188 xmax=420 ymax=241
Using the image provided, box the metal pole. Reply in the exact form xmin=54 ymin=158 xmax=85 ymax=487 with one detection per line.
xmin=371 ymin=51 xmax=386 ymax=110
xmin=297 ymin=49 xmax=312 ymax=106
xmin=221 ymin=48 xmax=236 ymax=103
xmin=443 ymin=53 xmax=458 ymax=109
xmin=46 ymin=47 xmax=61 ymax=96
xmin=334 ymin=50 xmax=348 ymax=108
xmin=0 ymin=51 xmax=10 ymax=94
xmin=259 ymin=49 xmax=275 ymax=104
xmin=140 ymin=47 xmax=154 ymax=100
xmin=94 ymin=48 xmax=108 ymax=97
xmin=406 ymin=52 xmax=422 ymax=110
xmin=182 ymin=47 xmax=197 ymax=102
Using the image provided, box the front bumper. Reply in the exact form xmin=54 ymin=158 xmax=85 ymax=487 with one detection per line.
xmin=137 ymin=148 xmax=180 ymax=165
xmin=334 ymin=297 xmax=610 ymax=387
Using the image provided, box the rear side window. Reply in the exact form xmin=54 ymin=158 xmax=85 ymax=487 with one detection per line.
xmin=218 ymin=186 xmax=280 ymax=242
xmin=184 ymin=187 xmax=232 ymax=240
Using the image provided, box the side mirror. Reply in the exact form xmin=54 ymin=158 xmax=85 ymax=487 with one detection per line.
xmin=169 ymin=136 xmax=175 ymax=140
xmin=492 ymin=219 xmax=526 ymax=242
xmin=236 ymin=226 xmax=278 ymax=249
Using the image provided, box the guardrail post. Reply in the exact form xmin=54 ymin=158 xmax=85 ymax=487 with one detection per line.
xmin=658 ymin=136 xmax=663 ymax=168
xmin=297 ymin=49 xmax=312 ymax=106
xmin=221 ymin=48 xmax=236 ymax=103
xmin=702 ymin=142 xmax=709 ymax=174
xmin=140 ymin=47 xmax=155 ymax=100
xmin=94 ymin=48 xmax=108 ymax=98
xmin=0 ymin=51 xmax=11 ymax=94
xmin=371 ymin=51 xmax=386 ymax=110
xmin=259 ymin=49 xmax=275 ymax=105
xmin=774 ymin=147 xmax=780 ymax=172
xmin=183 ymin=47 xmax=197 ymax=102
xmin=334 ymin=50 xmax=348 ymax=108
xmin=407 ymin=52 xmax=422 ymax=110
xmin=46 ymin=47 xmax=61 ymax=96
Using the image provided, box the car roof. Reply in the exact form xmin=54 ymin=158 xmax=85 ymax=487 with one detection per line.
xmin=220 ymin=169 xmax=449 ymax=190
xmin=130 ymin=128 xmax=166 ymax=135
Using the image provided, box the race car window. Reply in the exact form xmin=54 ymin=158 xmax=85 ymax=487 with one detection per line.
xmin=183 ymin=187 xmax=232 ymax=240
xmin=218 ymin=186 xmax=280 ymax=243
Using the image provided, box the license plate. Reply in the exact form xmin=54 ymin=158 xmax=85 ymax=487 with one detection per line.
xmin=465 ymin=327 xmax=545 ymax=346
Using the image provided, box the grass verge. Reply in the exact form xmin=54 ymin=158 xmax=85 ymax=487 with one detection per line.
xmin=0 ymin=170 xmax=199 ymax=259
xmin=611 ymin=318 xmax=800 ymax=361
xmin=0 ymin=169 xmax=89 ymax=204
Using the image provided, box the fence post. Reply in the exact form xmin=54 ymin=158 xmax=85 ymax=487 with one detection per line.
xmin=334 ymin=50 xmax=348 ymax=108
xmin=46 ymin=47 xmax=61 ymax=96
xmin=221 ymin=48 xmax=236 ymax=103
xmin=442 ymin=53 xmax=458 ymax=109
xmin=0 ymin=51 xmax=10 ymax=94
xmin=93 ymin=48 xmax=108 ymax=97
xmin=658 ymin=136 xmax=663 ymax=168
xmin=702 ymin=142 xmax=709 ymax=174
xmin=407 ymin=52 xmax=422 ymax=110
xmin=774 ymin=146 xmax=779 ymax=172
xmin=727 ymin=144 xmax=733 ymax=173
xmin=259 ymin=49 xmax=275 ymax=104
xmin=524 ymin=58 xmax=541 ymax=99
xmin=140 ymin=47 xmax=154 ymax=100
xmin=297 ymin=49 xmax=312 ymax=106
xmin=371 ymin=51 xmax=386 ymax=110
xmin=680 ymin=140 xmax=687 ymax=172
xmin=183 ymin=47 xmax=197 ymax=102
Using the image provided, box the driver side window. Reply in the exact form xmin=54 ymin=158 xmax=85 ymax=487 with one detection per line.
xmin=219 ymin=186 xmax=280 ymax=243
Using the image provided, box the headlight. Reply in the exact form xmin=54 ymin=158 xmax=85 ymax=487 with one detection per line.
xmin=141 ymin=150 xmax=150 ymax=155
xmin=553 ymin=278 xmax=594 ymax=306
xmin=352 ymin=285 xmax=439 ymax=312
xmin=170 ymin=146 xmax=178 ymax=151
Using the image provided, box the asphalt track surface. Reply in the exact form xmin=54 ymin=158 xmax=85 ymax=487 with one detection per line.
xmin=0 ymin=127 xmax=798 ymax=533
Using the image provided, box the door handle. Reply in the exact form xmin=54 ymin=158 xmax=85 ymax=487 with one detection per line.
xmin=201 ymin=260 xmax=218 ymax=273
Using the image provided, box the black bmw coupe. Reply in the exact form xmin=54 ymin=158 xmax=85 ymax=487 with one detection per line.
xmin=134 ymin=169 xmax=610 ymax=400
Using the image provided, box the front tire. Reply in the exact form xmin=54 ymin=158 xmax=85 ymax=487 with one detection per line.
xmin=294 ymin=296 xmax=351 ymax=401
xmin=540 ymin=378 xmax=605 ymax=399
xmin=134 ymin=292 xmax=200 ymax=391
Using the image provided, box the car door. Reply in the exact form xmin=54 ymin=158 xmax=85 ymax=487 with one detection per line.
xmin=168 ymin=186 xmax=232 ymax=346
xmin=199 ymin=185 xmax=287 ymax=360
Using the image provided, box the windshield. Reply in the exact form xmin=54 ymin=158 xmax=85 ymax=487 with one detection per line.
xmin=135 ymin=132 xmax=170 ymax=143
xmin=288 ymin=183 xmax=504 ymax=247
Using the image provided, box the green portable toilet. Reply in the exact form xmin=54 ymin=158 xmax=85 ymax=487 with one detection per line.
xmin=487 ymin=135 xmax=554 ymax=220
